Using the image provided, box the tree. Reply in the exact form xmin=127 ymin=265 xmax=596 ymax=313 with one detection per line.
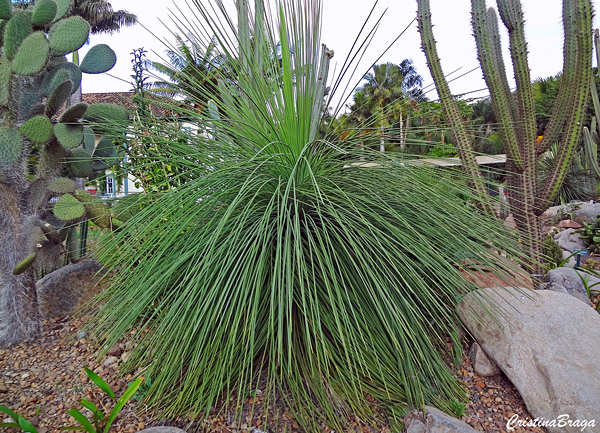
xmin=0 ymin=0 xmax=125 ymax=345
xmin=72 ymin=0 xmax=136 ymax=35
xmin=354 ymin=60 xmax=424 ymax=151
xmin=148 ymin=35 xmax=222 ymax=113
xmin=417 ymin=0 xmax=593 ymax=274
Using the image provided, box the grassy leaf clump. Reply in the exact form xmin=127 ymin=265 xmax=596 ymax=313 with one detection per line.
xmin=90 ymin=0 xmax=528 ymax=430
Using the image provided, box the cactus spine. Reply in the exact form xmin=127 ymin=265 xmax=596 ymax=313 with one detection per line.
xmin=417 ymin=0 xmax=594 ymax=274
xmin=0 ymin=0 xmax=124 ymax=346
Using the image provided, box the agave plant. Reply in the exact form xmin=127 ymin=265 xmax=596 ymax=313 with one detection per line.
xmin=90 ymin=0 xmax=528 ymax=430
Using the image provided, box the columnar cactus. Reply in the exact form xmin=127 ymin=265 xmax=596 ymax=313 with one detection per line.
xmin=417 ymin=0 xmax=593 ymax=274
xmin=0 ymin=0 xmax=127 ymax=346
xmin=583 ymin=29 xmax=600 ymax=179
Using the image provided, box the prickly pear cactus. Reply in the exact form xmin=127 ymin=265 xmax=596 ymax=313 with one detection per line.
xmin=0 ymin=0 xmax=128 ymax=345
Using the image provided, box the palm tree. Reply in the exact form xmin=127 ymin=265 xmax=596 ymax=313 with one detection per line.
xmin=357 ymin=60 xmax=424 ymax=151
xmin=148 ymin=35 xmax=222 ymax=113
xmin=72 ymin=0 xmax=137 ymax=35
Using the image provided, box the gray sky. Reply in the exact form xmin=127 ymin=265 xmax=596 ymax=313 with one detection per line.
xmin=82 ymin=0 xmax=599 ymax=111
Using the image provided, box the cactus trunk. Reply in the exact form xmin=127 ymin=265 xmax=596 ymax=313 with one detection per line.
xmin=417 ymin=0 xmax=593 ymax=276
xmin=0 ymin=185 xmax=41 ymax=345
xmin=0 ymin=1 xmax=122 ymax=346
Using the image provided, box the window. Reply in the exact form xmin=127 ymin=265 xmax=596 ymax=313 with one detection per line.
xmin=106 ymin=175 xmax=115 ymax=194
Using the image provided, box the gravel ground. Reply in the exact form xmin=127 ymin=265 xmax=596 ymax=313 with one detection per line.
xmin=0 ymin=316 xmax=545 ymax=433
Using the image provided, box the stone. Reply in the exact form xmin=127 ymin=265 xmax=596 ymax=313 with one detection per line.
xmin=458 ymin=287 xmax=600 ymax=433
xmin=469 ymin=343 xmax=500 ymax=377
xmin=560 ymin=250 xmax=578 ymax=268
xmin=543 ymin=267 xmax=591 ymax=304
xmin=557 ymin=219 xmax=582 ymax=229
xmin=36 ymin=260 xmax=113 ymax=319
xmin=103 ymin=356 xmax=118 ymax=366
xmin=405 ymin=406 xmax=480 ymax=433
xmin=107 ymin=344 xmax=123 ymax=357
xmin=553 ymin=228 xmax=586 ymax=253
xmin=137 ymin=428 xmax=187 ymax=433
xmin=572 ymin=202 xmax=600 ymax=225
xmin=542 ymin=205 xmax=564 ymax=219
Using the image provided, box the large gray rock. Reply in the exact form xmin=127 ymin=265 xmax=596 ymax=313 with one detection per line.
xmin=543 ymin=267 xmax=591 ymax=304
xmin=458 ymin=287 xmax=600 ymax=433
xmin=36 ymin=260 xmax=112 ymax=319
xmin=468 ymin=342 xmax=501 ymax=377
xmin=573 ymin=202 xmax=600 ymax=225
xmin=554 ymin=228 xmax=586 ymax=253
xmin=405 ymin=406 xmax=479 ymax=433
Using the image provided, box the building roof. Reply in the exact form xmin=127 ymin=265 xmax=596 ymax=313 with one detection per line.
xmin=82 ymin=92 xmax=184 ymax=119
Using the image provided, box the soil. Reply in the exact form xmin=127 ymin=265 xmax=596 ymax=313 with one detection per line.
xmin=0 ymin=315 xmax=547 ymax=433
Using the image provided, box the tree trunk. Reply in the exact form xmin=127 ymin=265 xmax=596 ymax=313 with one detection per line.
xmin=0 ymin=185 xmax=41 ymax=346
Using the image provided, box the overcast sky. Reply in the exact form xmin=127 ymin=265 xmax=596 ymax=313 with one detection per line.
xmin=81 ymin=0 xmax=600 ymax=111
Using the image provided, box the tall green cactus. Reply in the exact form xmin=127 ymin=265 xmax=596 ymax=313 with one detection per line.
xmin=583 ymin=29 xmax=600 ymax=179
xmin=417 ymin=0 xmax=593 ymax=274
xmin=0 ymin=0 xmax=127 ymax=346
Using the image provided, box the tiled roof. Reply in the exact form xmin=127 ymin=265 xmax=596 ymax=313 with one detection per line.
xmin=82 ymin=92 xmax=183 ymax=118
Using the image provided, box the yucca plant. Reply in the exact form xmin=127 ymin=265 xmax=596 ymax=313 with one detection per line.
xmin=90 ymin=0 xmax=529 ymax=430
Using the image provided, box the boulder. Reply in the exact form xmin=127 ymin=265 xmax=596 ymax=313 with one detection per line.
xmin=458 ymin=287 xmax=600 ymax=433
xmin=543 ymin=267 xmax=591 ymax=304
xmin=36 ymin=260 xmax=112 ymax=319
xmin=572 ymin=202 xmax=600 ymax=225
xmin=553 ymin=228 xmax=586 ymax=253
xmin=468 ymin=342 xmax=500 ymax=377
xmin=405 ymin=406 xmax=479 ymax=433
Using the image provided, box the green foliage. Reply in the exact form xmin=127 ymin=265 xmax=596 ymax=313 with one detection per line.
xmin=20 ymin=115 xmax=53 ymax=144
xmin=539 ymin=142 xmax=595 ymax=205
xmin=92 ymin=1 xmax=530 ymax=430
xmin=49 ymin=177 xmax=76 ymax=194
xmin=542 ymin=234 xmax=563 ymax=271
xmin=82 ymin=125 xmax=96 ymax=153
xmin=31 ymin=0 xmax=58 ymax=27
xmin=53 ymin=193 xmax=85 ymax=221
xmin=4 ymin=12 xmax=32 ymax=59
xmin=0 ymin=368 xmax=144 ymax=433
xmin=0 ymin=126 xmax=23 ymax=168
xmin=448 ymin=400 xmax=467 ymax=418
xmin=12 ymin=253 xmax=36 ymax=275
xmin=0 ymin=0 xmax=11 ymax=20
xmin=12 ymin=31 xmax=49 ymax=75
xmin=59 ymin=102 xmax=88 ymax=123
xmin=42 ymin=62 xmax=81 ymax=96
xmin=68 ymin=148 xmax=94 ymax=177
xmin=52 ymin=0 xmax=71 ymax=23
xmin=577 ymin=215 xmax=600 ymax=253
xmin=48 ymin=16 xmax=90 ymax=55
xmin=0 ymin=56 xmax=9 ymax=106
xmin=83 ymin=103 xmax=129 ymax=133
xmin=111 ymin=193 xmax=143 ymax=222
xmin=82 ymin=199 xmax=111 ymax=229
xmin=79 ymin=44 xmax=116 ymax=74
xmin=45 ymin=78 xmax=73 ymax=117
xmin=54 ymin=122 xmax=84 ymax=149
